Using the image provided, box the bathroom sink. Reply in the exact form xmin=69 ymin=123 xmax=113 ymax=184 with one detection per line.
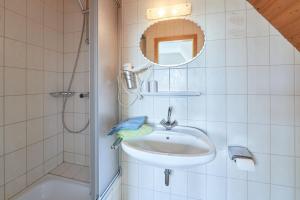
xmin=121 ymin=126 xmax=216 ymax=168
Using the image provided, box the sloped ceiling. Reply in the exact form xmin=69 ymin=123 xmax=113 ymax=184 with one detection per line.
xmin=248 ymin=0 xmax=300 ymax=51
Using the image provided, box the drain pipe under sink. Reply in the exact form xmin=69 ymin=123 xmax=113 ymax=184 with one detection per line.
xmin=164 ymin=169 xmax=171 ymax=186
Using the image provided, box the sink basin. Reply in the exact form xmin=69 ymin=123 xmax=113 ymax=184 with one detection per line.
xmin=121 ymin=125 xmax=216 ymax=168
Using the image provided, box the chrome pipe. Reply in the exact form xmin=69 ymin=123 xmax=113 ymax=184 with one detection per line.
xmin=77 ymin=0 xmax=85 ymax=11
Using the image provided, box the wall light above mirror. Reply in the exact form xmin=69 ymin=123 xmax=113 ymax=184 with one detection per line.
xmin=139 ymin=19 xmax=205 ymax=67
xmin=146 ymin=3 xmax=192 ymax=20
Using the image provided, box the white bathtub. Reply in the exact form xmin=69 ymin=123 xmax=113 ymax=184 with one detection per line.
xmin=11 ymin=175 xmax=90 ymax=200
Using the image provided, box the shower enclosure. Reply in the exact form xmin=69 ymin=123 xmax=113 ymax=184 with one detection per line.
xmin=0 ymin=0 xmax=120 ymax=199
xmin=89 ymin=0 xmax=120 ymax=199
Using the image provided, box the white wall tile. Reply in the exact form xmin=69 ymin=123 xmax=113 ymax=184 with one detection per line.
xmin=248 ymin=95 xmax=270 ymax=124
xmin=27 ymin=45 xmax=43 ymax=70
xmin=270 ymin=65 xmax=294 ymax=95
xmin=248 ymin=124 xmax=270 ymax=154
xmin=226 ymin=39 xmax=246 ymax=66
xmin=27 ymin=142 xmax=43 ymax=170
xmin=296 ymin=127 xmax=300 ymax=157
xmin=139 ymin=164 xmax=154 ymax=189
xmin=296 ymin=158 xmax=300 ymax=188
xmin=227 ymin=179 xmax=247 ymax=200
xmin=207 ymin=95 xmax=226 ymax=122
xmin=187 ymin=96 xmax=206 ymax=121
xmin=206 ymin=13 xmax=225 ymax=40
xmin=271 ymin=156 xmax=295 ymax=187
xmin=4 ymin=39 xmax=26 ymax=68
xmin=5 ymin=148 xmax=26 ymax=183
xmin=295 ymin=67 xmax=300 ymax=95
xmin=4 ymin=122 xmax=26 ymax=153
xmin=0 ymin=98 xmax=3 ymax=126
xmin=0 ymin=128 xmax=3 ymax=157
xmin=27 ymin=95 xmax=43 ymax=119
xmin=5 ymin=174 xmax=26 ymax=199
xmin=170 ymin=170 xmax=187 ymax=196
xmin=270 ymin=36 xmax=294 ymax=65
xmin=122 ymin=162 xmax=139 ymax=187
xmin=123 ymin=1 xmax=138 ymax=25
xmin=0 ymin=68 xmax=3 ymax=96
xmin=225 ymin=0 xmax=246 ymax=11
xmin=27 ymin=20 xmax=43 ymax=47
xmin=27 ymin=165 xmax=43 ymax=186
xmin=227 ymin=95 xmax=247 ymax=123
xmin=247 ymin=37 xmax=269 ymax=66
xmin=206 ymin=0 xmax=225 ymax=13
xmin=207 ymin=68 xmax=226 ymax=94
xmin=248 ymin=182 xmax=270 ymax=200
xmin=227 ymin=67 xmax=247 ymax=94
xmin=248 ymin=66 xmax=270 ymax=94
xmin=271 ymin=185 xmax=295 ymax=200
xmin=27 ymin=0 xmax=43 ymax=24
xmin=271 ymin=96 xmax=294 ymax=126
xmin=227 ymin=123 xmax=247 ymax=146
xmin=0 ymin=156 xmax=3 ymax=186
xmin=187 ymin=172 xmax=205 ymax=199
xmin=44 ymin=136 xmax=58 ymax=161
xmin=170 ymin=68 xmax=187 ymax=91
xmin=271 ymin=125 xmax=294 ymax=156
xmin=226 ymin=11 xmax=246 ymax=39
xmin=26 ymin=70 xmax=44 ymax=94
xmin=246 ymin=9 xmax=269 ymax=37
xmin=187 ymin=68 xmax=205 ymax=92
xmin=207 ymin=176 xmax=226 ymax=200
xmin=4 ymin=95 xmax=26 ymax=125
xmin=206 ymin=40 xmax=225 ymax=67
xmin=5 ymin=10 xmax=26 ymax=42
xmin=4 ymin=67 xmax=26 ymax=95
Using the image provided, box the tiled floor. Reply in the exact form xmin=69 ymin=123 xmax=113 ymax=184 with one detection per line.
xmin=50 ymin=162 xmax=90 ymax=183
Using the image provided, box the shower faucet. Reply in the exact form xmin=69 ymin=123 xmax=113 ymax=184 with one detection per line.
xmin=160 ymin=106 xmax=178 ymax=130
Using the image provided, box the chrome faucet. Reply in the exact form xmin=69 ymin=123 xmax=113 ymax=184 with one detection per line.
xmin=160 ymin=106 xmax=178 ymax=130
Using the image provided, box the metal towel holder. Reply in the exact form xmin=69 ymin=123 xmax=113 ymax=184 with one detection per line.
xmin=111 ymin=137 xmax=123 ymax=150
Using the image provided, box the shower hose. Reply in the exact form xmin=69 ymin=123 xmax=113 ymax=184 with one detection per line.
xmin=62 ymin=13 xmax=89 ymax=133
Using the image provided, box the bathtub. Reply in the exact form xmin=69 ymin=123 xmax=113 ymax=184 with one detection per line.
xmin=11 ymin=175 xmax=90 ymax=200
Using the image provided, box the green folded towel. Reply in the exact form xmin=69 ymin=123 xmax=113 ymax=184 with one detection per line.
xmin=117 ymin=124 xmax=153 ymax=140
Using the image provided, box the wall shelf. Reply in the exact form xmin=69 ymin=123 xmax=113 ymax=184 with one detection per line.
xmin=141 ymin=91 xmax=201 ymax=96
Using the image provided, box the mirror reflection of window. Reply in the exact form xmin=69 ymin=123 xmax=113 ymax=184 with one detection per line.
xmin=140 ymin=19 xmax=205 ymax=66
xmin=155 ymin=35 xmax=196 ymax=65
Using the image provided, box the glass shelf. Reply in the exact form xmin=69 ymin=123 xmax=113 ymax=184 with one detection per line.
xmin=141 ymin=91 xmax=201 ymax=96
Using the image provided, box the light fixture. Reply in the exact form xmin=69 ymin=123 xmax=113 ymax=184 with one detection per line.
xmin=146 ymin=3 xmax=192 ymax=20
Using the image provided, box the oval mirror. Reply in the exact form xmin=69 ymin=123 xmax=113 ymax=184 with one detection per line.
xmin=140 ymin=19 xmax=205 ymax=67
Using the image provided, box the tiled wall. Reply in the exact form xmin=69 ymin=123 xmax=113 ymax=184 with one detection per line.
xmin=63 ymin=0 xmax=90 ymax=166
xmin=0 ymin=0 xmax=64 ymax=199
xmin=121 ymin=0 xmax=300 ymax=200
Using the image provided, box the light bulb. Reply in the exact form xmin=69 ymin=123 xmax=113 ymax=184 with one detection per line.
xmin=158 ymin=8 xmax=165 ymax=17
xmin=172 ymin=8 xmax=178 ymax=15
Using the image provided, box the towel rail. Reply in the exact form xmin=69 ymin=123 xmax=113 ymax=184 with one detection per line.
xmin=111 ymin=137 xmax=123 ymax=150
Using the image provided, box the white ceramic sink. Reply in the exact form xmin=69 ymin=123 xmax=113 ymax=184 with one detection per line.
xmin=121 ymin=126 xmax=216 ymax=168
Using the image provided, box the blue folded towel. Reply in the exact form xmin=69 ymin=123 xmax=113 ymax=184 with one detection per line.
xmin=107 ymin=116 xmax=146 ymax=135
